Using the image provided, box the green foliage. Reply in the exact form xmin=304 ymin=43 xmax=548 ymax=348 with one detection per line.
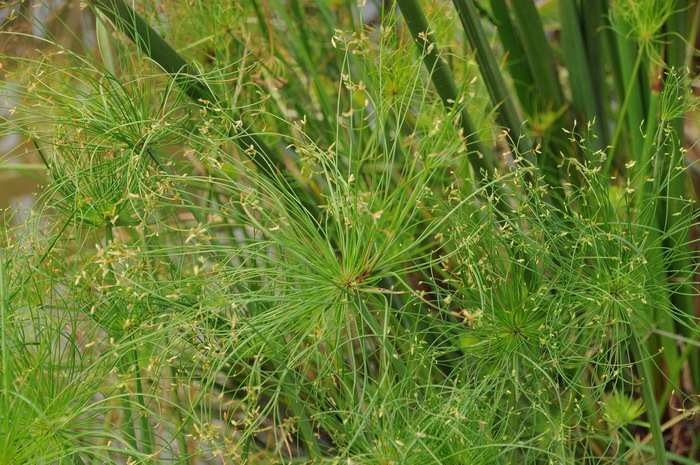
xmin=0 ymin=0 xmax=699 ymax=463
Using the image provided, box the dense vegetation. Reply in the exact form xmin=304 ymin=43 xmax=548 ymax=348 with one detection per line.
xmin=1 ymin=0 xmax=699 ymax=463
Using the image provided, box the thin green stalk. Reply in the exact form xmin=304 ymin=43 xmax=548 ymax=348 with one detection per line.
xmin=489 ymin=0 xmax=570 ymax=195
xmin=634 ymin=101 xmax=683 ymax=400
xmin=451 ymin=0 xmax=534 ymax=159
xmin=270 ymin=0 xmax=337 ymax=134
xmin=488 ymin=0 xmax=536 ymax=116
xmin=131 ymin=350 xmax=155 ymax=457
xmin=606 ymin=13 xmax=646 ymax=174
xmin=95 ymin=10 xmax=117 ymax=75
xmin=451 ymin=0 xmax=563 ymax=217
xmin=395 ymin=0 xmax=524 ymax=228
xmin=117 ymin=363 xmax=139 ymax=456
xmin=166 ymin=362 xmax=191 ymax=463
xmin=685 ymin=1 xmax=700 ymax=70
xmin=147 ymin=149 xmax=207 ymax=226
xmin=104 ymin=225 xmax=153 ymax=459
xmin=665 ymin=0 xmax=690 ymax=75
xmin=636 ymin=79 xmax=662 ymax=186
xmin=355 ymin=294 xmax=407 ymax=378
xmin=88 ymin=0 xmax=214 ymax=103
xmin=607 ymin=48 xmax=644 ymax=170
xmin=509 ymin=0 xmax=564 ymax=109
xmin=105 ymin=224 xmax=138 ymax=456
xmin=394 ymin=0 xmax=496 ymax=181
xmin=0 ymin=249 xmax=9 ymax=431
xmin=580 ymin=0 xmax=610 ymax=145
xmin=559 ymin=0 xmax=604 ymax=150
xmin=629 ymin=91 xmax=687 ymax=403
xmin=8 ymin=139 xmax=77 ymax=302
xmin=629 ymin=327 xmax=667 ymax=465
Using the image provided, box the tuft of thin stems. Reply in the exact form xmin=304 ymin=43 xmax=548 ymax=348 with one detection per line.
xmin=0 ymin=1 xmax=698 ymax=464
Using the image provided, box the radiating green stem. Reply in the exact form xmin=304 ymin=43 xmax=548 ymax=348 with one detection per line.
xmin=88 ymin=0 xmax=320 ymax=216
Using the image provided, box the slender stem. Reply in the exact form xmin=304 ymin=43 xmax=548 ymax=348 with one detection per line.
xmin=166 ymin=362 xmax=190 ymax=463
xmin=607 ymin=48 xmax=644 ymax=171
xmin=118 ymin=359 xmax=139 ymax=456
xmin=105 ymin=224 xmax=140 ymax=457
xmin=580 ymin=0 xmax=610 ymax=145
xmin=488 ymin=0 xmax=570 ymax=196
xmin=88 ymin=0 xmax=213 ymax=102
xmin=509 ymin=0 xmax=564 ymax=108
xmin=131 ymin=350 xmax=154 ymax=457
xmin=559 ymin=0 xmax=604 ymax=150
xmin=632 ymin=108 xmax=685 ymax=403
xmin=395 ymin=0 xmax=519 ymax=222
xmin=146 ymin=149 xmax=207 ymax=226
xmin=106 ymin=226 xmax=154 ymax=456
xmin=629 ymin=327 xmax=667 ymax=465
xmin=451 ymin=0 xmax=533 ymax=158
xmin=686 ymin=1 xmax=700 ymax=70
xmin=0 ymin=249 xmax=9 ymax=427
xmin=488 ymin=0 xmax=536 ymax=116
xmin=394 ymin=0 xmax=496 ymax=180
xmin=354 ymin=293 xmax=406 ymax=378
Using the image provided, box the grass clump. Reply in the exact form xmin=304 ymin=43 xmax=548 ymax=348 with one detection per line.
xmin=1 ymin=0 xmax=699 ymax=463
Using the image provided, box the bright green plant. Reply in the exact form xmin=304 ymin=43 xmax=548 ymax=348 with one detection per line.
xmin=1 ymin=0 xmax=699 ymax=463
